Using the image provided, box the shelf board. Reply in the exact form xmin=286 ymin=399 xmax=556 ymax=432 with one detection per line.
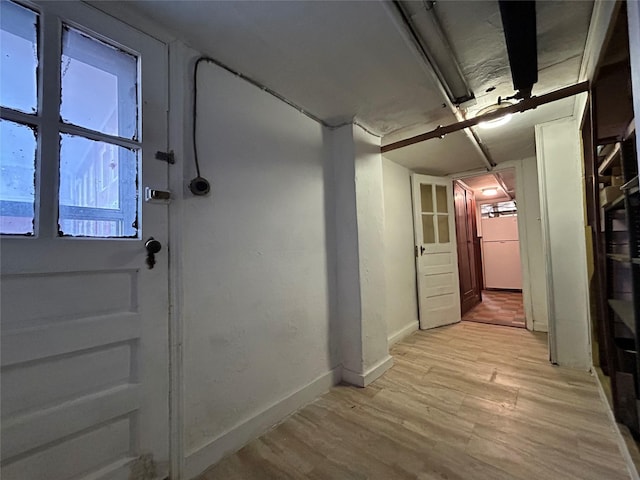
xmin=598 ymin=142 xmax=622 ymax=175
xmin=625 ymin=117 xmax=636 ymax=140
xmin=621 ymin=176 xmax=639 ymax=195
xmin=609 ymin=299 xmax=636 ymax=334
xmin=604 ymin=193 xmax=626 ymax=210
xmin=608 ymin=253 xmax=631 ymax=263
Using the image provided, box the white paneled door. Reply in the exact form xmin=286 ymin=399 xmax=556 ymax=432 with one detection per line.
xmin=411 ymin=174 xmax=461 ymax=329
xmin=1 ymin=2 xmax=170 ymax=479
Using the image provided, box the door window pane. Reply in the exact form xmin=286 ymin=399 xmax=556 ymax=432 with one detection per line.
xmin=437 ymin=215 xmax=450 ymax=243
xmin=59 ymin=134 xmax=138 ymax=237
xmin=0 ymin=1 xmax=38 ymax=113
xmin=0 ymin=120 xmax=36 ymax=235
xmin=422 ymin=214 xmax=435 ymax=244
xmin=61 ymin=26 xmax=138 ymax=139
xmin=436 ymin=185 xmax=448 ymax=213
xmin=420 ymin=184 xmax=433 ymax=212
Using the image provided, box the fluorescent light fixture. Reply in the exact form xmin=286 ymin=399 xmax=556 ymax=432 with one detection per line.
xmin=482 ymin=188 xmax=498 ymax=196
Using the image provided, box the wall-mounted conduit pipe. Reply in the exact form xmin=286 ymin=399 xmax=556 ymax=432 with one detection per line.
xmin=493 ymin=172 xmax=514 ymax=201
xmin=190 ymin=56 xmax=381 ymax=196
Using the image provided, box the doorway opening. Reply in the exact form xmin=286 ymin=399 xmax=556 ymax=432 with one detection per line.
xmin=453 ymin=168 xmax=526 ymax=329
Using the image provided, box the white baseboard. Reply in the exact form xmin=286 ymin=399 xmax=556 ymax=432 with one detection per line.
xmin=183 ymin=366 xmax=342 ymax=480
xmin=387 ymin=321 xmax=418 ymax=346
xmin=342 ymin=355 xmax=394 ymax=388
xmin=593 ymin=368 xmax=640 ymax=480
xmin=533 ymin=322 xmax=548 ymax=333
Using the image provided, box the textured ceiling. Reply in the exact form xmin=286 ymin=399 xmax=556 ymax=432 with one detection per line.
xmin=461 ymin=174 xmax=511 ymax=203
xmin=121 ymin=0 xmax=455 ymax=132
xmin=383 ymin=0 xmax=594 ymax=169
xmin=460 ymin=172 xmax=513 ymax=204
xmin=105 ymin=0 xmax=594 ymax=175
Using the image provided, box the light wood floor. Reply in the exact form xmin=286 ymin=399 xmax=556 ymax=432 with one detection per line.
xmin=198 ymin=322 xmax=631 ymax=480
xmin=463 ymin=290 xmax=525 ymax=328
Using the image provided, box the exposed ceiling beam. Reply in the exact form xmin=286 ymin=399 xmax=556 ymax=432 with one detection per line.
xmin=499 ymin=0 xmax=538 ymax=100
xmin=381 ymin=81 xmax=589 ymax=153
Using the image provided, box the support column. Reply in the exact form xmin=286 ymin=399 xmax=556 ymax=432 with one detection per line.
xmin=535 ymin=118 xmax=591 ymax=369
xmin=331 ymin=124 xmax=392 ymax=387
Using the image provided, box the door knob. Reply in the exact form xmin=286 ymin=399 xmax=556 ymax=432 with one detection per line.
xmin=145 ymin=237 xmax=162 ymax=269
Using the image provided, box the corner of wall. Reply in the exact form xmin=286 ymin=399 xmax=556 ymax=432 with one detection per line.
xmin=342 ymin=355 xmax=394 ymax=388
xmin=535 ymin=119 xmax=592 ymax=369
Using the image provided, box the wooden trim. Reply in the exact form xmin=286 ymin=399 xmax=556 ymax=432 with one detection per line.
xmin=454 ymin=180 xmax=481 ymax=316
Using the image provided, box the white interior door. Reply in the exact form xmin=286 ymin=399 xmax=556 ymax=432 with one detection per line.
xmin=1 ymin=2 xmax=170 ymax=479
xmin=411 ymin=174 xmax=461 ymax=329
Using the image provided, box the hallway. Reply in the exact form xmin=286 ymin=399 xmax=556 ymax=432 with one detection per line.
xmin=198 ymin=322 xmax=630 ymax=480
xmin=463 ymin=290 xmax=526 ymax=328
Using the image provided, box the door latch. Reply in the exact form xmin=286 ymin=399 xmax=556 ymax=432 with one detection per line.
xmin=145 ymin=187 xmax=171 ymax=203
xmin=155 ymin=150 xmax=175 ymax=164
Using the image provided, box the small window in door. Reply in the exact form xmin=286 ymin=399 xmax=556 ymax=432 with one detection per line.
xmin=435 ymin=185 xmax=450 ymax=243
xmin=0 ymin=1 xmax=39 ymax=235
xmin=0 ymin=4 xmax=142 ymax=238
xmin=481 ymin=201 xmax=517 ymax=218
xmin=0 ymin=120 xmax=37 ymax=235
xmin=419 ymin=182 xmax=451 ymax=244
xmin=0 ymin=1 xmax=38 ymax=114
xmin=58 ymin=26 xmax=140 ymax=237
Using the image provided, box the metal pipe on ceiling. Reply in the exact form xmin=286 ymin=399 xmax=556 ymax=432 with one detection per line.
xmin=408 ymin=0 xmax=475 ymax=104
xmin=493 ymin=172 xmax=514 ymax=201
xmin=389 ymin=1 xmax=495 ymax=170
xmin=381 ymin=81 xmax=590 ymax=153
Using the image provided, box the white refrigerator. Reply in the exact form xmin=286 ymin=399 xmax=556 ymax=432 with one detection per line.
xmin=481 ymin=216 xmax=522 ymax=289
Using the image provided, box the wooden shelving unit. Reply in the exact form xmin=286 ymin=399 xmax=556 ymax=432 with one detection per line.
xmin=582 ymin=5 xmax=640 ymax=441
xmin=609 ymin=299 xmax=636 ymax=334
xmin=599 ymin=120 xmax=639 ymax=434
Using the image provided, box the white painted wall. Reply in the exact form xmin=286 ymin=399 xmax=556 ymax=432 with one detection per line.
xmin=519 ymin=156 xmax=549 ymax=332
xmin=331 ymin=125 xmax=362 ymax=380
xmin=354 ymin=127 xmax=391 ymax=372
xmin=176 ymin=48 xmax=341 ymax=478
xmin=535 ymin=118 xmax=591 ymax=369
xmin=381 ymin=158 xmax=419 ymax=345
xmin=332 ymin=124 xmax=392 ymax=386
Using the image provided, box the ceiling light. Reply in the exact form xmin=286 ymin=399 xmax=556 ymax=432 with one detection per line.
xmin=479 ymin=114 xmax=512 ymax=129
xmin=482 ymin=188 xmax=498 ymax=196
xmin=476 ymin=101 xmax=514 ymax=129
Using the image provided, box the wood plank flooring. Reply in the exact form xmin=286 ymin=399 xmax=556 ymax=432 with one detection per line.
xmin=463 ymin=290 xmax=525 ymax=328
xmin=198 ymin=322 xmax=631 ymax=480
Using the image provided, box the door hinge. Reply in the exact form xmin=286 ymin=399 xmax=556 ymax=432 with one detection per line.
xmin=415 ymin=245 xmax=419 ymax=258
xmin=155 ymin=150 xmax=175 ymax=164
